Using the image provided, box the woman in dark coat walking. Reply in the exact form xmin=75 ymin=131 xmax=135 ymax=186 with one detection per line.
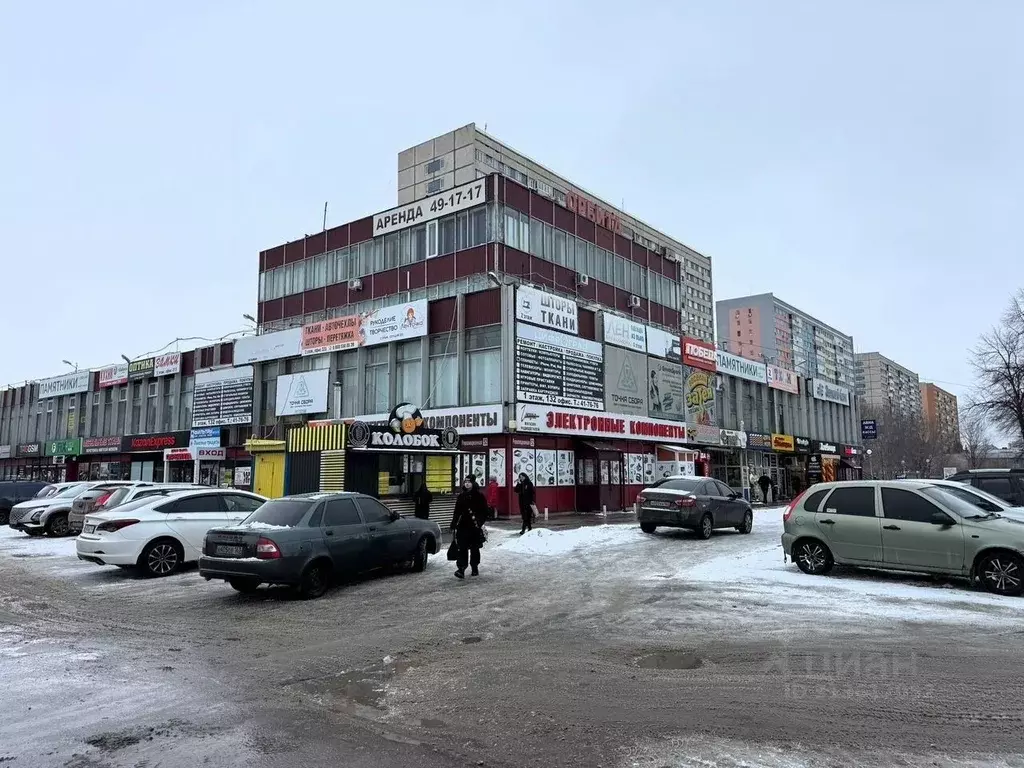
xmin=451 ymin=476 xmax=488 ymax=579
xmin=513 ymin=473 xmax=536 ymax=535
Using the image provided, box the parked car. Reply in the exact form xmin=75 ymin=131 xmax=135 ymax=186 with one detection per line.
xmin=945 ymin=469 xmax=1024 ymax=507
xmin=76 ymin=489 xmax=267 ymax=577
xmin=0 ymin=480 xmax=48 ymax=525
xmin=636 ymin=476 xmax=753 ymax=538
xmin=8 ymin=481 xmax=124 ymax=537
xmin=68 ymin=482 xmax=206 ymax=534
xmin=782 ymin=480 xmax=1024 ymax=596
xmin=199 ymin=492 xmax=443 ymax=599
xmin=921 ymin=479 xmax=1024 ymax=520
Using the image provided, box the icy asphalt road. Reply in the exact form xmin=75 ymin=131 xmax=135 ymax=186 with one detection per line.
xmin=2 ymin=509 xmax=1024 ymax=767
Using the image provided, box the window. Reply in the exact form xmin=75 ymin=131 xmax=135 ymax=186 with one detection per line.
xmin=503 ymin=207 xmax=520 ymax=250
xmin=440 ymin=215 xmax=456 ymax=255
xmin=383 ymin=233 xmax=399 ymax=269
xmin=530 ymin=218 xmax=543 ymax=258
xmin=802 ymin=489 xmax=829 ymax=512
xmin=355 ymin=497 xmax=392 ymax=524
xmin=465 ymin=325 xmax=501 ymax=405
xmin=822 ymin=486 xmax=876 ymax=517
xmin=292 ymin=260 xmax=306 ymax=293
xmin=334 ymin=247 xmax=350 ymax=283
xmin=469 ymin=206 xmax=487 ymax=246
xmin=323 ymin=498 xmax=362 ymax=526
xmin=566 ymin=234 xmax=576 ymax=270
xmin=396 ymin=341 xmax=422 ymax=405
xmin=224 ymin=494 xmax=265 ymax=513
xmin=880 ymin=487 xmax=942 ymax=523
xmin=358 ymin=240 xmax=373 ymax=276
xmin=553 ymin=229 xmax=567 ymax=266
xmin=427 ymin=334 xmax=457 ymax=407
xmin=172 ymin=494 xmax=226 ymax=514
xmin=426 ymin=178 xmax=442 ymax=194
xmin=364 ymin=346 xmax=390 ymax=413
xmin=411 ymin=225 xmax=427 ymax=262
xmin=246 ymin=498 xmax=314 ymax=527
xmin=457 ymin=211 xmax=471 ymax=251
xmin=714 ymin=480 xmax=735 ymax=496
xmin=938 ymin=484 xmax=1004 ymax=512
xmin=425 ymin=158 xmax=442 ymax=174
xmin=307 ymin=504 xmax=324 ymax=527
xmin=650 ymin=477 xmax=703 ymax=492
xmin=976 ymin=477 xmax=1015 ymax=502
xmin=146 ymin=381 xmax=158 ymax=433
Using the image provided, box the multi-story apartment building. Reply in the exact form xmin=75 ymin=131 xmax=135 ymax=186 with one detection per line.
xmin=396 ymin=124 xmax=715 ymax=342
xmin=854 ymin=352 xmax=922 ymax=418
xmin=920 ymin=382 xmax=960 ymax=450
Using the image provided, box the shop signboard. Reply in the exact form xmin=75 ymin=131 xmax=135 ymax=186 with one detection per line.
xmin=234 ymin=327 xmax=303 ymax=364
xmin=684 ymin=367 xmax=716 ymax=427
xmin=943 ymin=467 xmax=957 ymax=479
xmin=276 ymin=369 xmax=330 ymax=417
xmin=689 ymin=423 xmax=722 ymax=445
xmin=81 ymin=436 xmax=123 ymax=455
xmin=771 ymin=434 xmax=796 ymax=452
xmin=515 ymin=323 xmax=603 ymax=411
xmin=192 ymin=366 xmax=254 ymax=427
xmin=766 ymin=364 xmax=799 ymax=394
xmin=373 ymin=179 xmax=486 ymax=236
xmin=16 ymin=443 xmax=42 ymax=457
xmin=164 ymin=447 xmax=226 ymax=462
xmin=515 ymin=403 xmax=688 ymax=443
xmin=747 ymin=432 xmax=773 ymax=451
xmin=715 ymin=351 xmax=767 ymax=384
xmin=38 ymin=371 xmax=91 ymax=399
xmin=98 ymin=364 xmax=129 ymax=388
xmin=347 ymin=403 xmax=461 ymax=453
xmin=861 ymin=419 xmax=878 ymax=440
xmin=189 ymin=427 xmax=223 ymax=449
xmin=128 ymin=357 xmax=156 ymax=380
xmin=811 ymin=379 xmax=851 ymax=407
xmin=515 ymin=286 xmax=578 ymax=334
xmin=300 ymin=299 xmax=428 ymax=355
xmin=602 ymin=313 xmax=646 ymax=352
xmin=645 ymin=327 xmax=682 ymax=362
xmin=603 ymin=346 xmax=648 ymax=416
xmin=353 ymin=405 xmax=502 ymax=436
xmin=647 ymin=359 xmax=685 ymax=419
xmin=812 ymin=440 xmax=840 ymax=456
xmin=0 ymin=445 xmax=10 ymax=460
xmin=45 ymin=438 xmax=82 ymax=457
xmin=155 ymin=353 xmax=181 ymax=377
xmin=720 ymin=429 xmax=747 ymax=448
xmin=794 ymin=435 xmax=812 ymax=453
xmin=121 ymin=431 xmax=191 ymax=452
xmin=682 ymin=337 xmax=717 ymax=372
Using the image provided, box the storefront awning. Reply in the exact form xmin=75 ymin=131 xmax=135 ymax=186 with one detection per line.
xmin=581 ymin=440 xmax=623 ymax=453
xmin=656 ymin=444 xmax=690 ymax=455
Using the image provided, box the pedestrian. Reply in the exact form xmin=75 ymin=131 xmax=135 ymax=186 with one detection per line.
xmin=485 ymin=476 xmax=500 ymax=520
xmin=513 ymin=472 xmax=536 ymax=535
xmin=758 ymin=473 xmax=771 ymax=505
xmin=412 ymin=481 xmax=433 ymax=520
xmin=451 ymin=476 xmax=488 ymax=579
xmin=769 ymin=477 xmax=778 ymax=504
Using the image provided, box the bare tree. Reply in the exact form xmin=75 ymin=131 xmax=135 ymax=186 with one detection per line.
xmin=959 ymin=406 xmax=992 ymax=469
xmin=971 ymin=290 xmax=1024 ymax=449
xmin=861 ymin=404 xmax=938 ymax=478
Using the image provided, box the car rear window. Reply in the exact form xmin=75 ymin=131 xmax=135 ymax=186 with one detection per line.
xmin=243 ymin=499 xmax=314 ymax=527
xmin=651 ymin=478 xmax=703 ymax=492
xmin=100 ymin=488 xmax=132 ymax=508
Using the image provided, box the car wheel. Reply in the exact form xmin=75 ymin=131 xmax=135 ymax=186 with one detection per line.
xmin=140 ymin=539 xmax=183 ymax=578
xmin=640 ymin=522 xmax=657 ymax=534
xmin=737 ymin=510 xmax=753 ymax=534
xmin=412 ymin=537 xmax=429 ymax=572
xmin=229 ymin=578 xmax=261 ymax=594
xmin=46 ymin=512 xmax=71 ymax=538
xmin=977 ymin=551 xmax=1024 ymax=597
xmin=697 ymin=514 xmax=714 ymax=540
xmin=298 ymin=561 xmax=331 ymax=599
xmin=794 ymin=539 xmax=834 ymax=575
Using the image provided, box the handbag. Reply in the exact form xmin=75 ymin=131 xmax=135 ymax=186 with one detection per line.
xmin=446 ymin=534 xmax=459 ymax=561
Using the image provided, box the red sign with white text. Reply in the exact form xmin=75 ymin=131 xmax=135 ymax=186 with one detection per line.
xmin=515 ymin=404 xmax=687 ymax=442
xmin=682 ymin=337 xmax=717 ymax=372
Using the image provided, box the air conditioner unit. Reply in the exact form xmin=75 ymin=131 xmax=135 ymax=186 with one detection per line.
xmin=577 ymin=273 xmax=590 ymax=287
xmin=348 ymin=278 xmax=363 ymax=291
xmin=629 ymin=295 xmax=642 ymax=308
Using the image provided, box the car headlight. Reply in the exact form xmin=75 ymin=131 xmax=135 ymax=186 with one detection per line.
xmin=30 ymin=509 xmax=45 ymax=522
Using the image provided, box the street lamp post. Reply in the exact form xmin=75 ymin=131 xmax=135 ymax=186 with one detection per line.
xmin=61 ymin=360 xmax=78 ymax=372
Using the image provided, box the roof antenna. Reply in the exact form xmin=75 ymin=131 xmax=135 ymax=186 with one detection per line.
xmin=323 ymin=202 xmax=328 ymax=231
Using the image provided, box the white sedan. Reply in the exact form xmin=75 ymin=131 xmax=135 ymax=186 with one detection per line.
xmin=76 ymin=488 xmax=267 ymax=577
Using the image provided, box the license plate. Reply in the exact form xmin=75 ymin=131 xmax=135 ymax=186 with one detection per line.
xmin=84 ymin=524 xmax=95 ymax=534
xmin=650 ymin=499 xmax=672 ymax=508
xmin=216 ymin=545 xmax=245 ymax=557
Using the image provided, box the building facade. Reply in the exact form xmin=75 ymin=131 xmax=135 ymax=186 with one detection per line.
xmin=920 ymin=382 xmax=960 ymax=449
xmin=396 ymin=124 xmax=716 ymax=342
xmin=854 ymin=352 xmax=922 ymax=417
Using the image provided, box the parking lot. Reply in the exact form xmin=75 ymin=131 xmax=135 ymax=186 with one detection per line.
xmin=3 ymin=507 xmax=1024 ymax=767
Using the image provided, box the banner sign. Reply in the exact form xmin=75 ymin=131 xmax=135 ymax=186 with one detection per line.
xmin=81 ymin=436 xmax=123 ymax=455
xmin=811 ymin=379 xmax=851 ymax=407
xmin=38 ymin=371 xmax=91 ymax=399
xmin=234 ymin=327 xmax=303 ymax=364
xmin=98 ymin=364 xmax=129 ymax=388
xmin=861 ymin=419 xmax=878 ymax=440
xmin=647 ymin=359 xmax=685 ymax=419
xmin=794 ymin=435 xmax=812 ymax=453
xmin=192 ymin=366 xmax=254 ymax=427
xmin=347 ymin=404 xmax=460 ymax=453
xmin=646 ymin=327 xmax=682 ymax=362
xmin=300 ymin=299 xmax=427 ymax=355
xmin=516 ymin=286 xmax=578 ymax=334
xmin=682 ymin=337 xmax=717 ymax=372
xmin=352 ymin=405 xmax=502 ymax=436
xmin=515 ymin=323 xmax=603 ymax=410
xmin=121 ymin=431 xmax=191 ymax=452
xmin=604 ymin=346 xmax=648 ymax=416
xmin=373 ymin=179 xmax=486 ymax=236
xmin=716 ymin=350 xmax=767 ymax=384
xmin=189 ymin=427 xmax=223 ymax=449
xmin=812 ymin=440 xmax=840 ymax=455
xmin=155 ymin=353 xmax=181 ymax=377
xmin=684 ymin=367 xmax=716 ymax=427
xmin=602 ymin=313 xmax=646 ymax=352
xmin=771 ymin=433 xmax=795 ymax=452
xmin=767 ymin=364 xmax=799 ymax=394
xmin=747 ymin=432 xmax=773 ymax=451
xmin=276 ymin=370 xmax=330 ymax=417
xmin=516 ymin=403 xmax=687 ymax=443
xmin=45 ymin=438 xmax=82 ymax=457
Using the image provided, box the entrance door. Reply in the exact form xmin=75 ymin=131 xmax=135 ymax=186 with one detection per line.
xmin=598 ymin=454 xmax=624 ymax=512
xmin=255 ymin=453 xmax=285 ymax=498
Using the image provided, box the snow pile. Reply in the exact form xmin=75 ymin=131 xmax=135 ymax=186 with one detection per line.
xmin=229 ymin=521 xmax=291 ymax=531
xmin=498 ymin=525 xmax=636 ymax=557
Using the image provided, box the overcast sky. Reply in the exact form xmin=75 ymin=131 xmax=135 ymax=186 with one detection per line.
xmin=2 ymin=1 xmax=1020 ymax=408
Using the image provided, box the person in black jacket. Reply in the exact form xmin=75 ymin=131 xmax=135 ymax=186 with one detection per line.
xmin=451 ymin=476 xmax=488 ymax=579
xmin=412 ymin=481 xmax=433 ymax=520
xmin=513 ymin=473 xmax=536 ymax=535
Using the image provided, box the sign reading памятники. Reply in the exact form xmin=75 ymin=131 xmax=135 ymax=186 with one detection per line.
xmin=715 ymin=350 xmax=767 ymax=384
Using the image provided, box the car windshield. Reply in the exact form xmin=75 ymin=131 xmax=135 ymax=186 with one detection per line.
xmin=93 ymin=496 xmax=163 ymax=516
xmin=55 ymin=483 xmax=90 ymax=499
xmin=934 ymin=482 xmax=1008 ymax=513
xmin=648 ymin=478 xmax=703 ymax=492
xmin=920 ymin=486 xmax=1000 ymax=519
xmin=241 ymin=499 xmax=313 ymax=527
xmin=35 ymin=484 xmax=58 ymax=498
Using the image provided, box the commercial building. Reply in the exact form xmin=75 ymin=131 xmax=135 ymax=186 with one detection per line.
xmin=854 ymin=352 xmax=922 ymax=418
xmin=920 ymin=382 xmax=960 ymax=450
xmin=396 ymin=124 xmax=716 ymax=342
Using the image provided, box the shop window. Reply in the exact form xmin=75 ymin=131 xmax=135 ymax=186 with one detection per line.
xmin=364 ymin=347 xmax=390 ymax=414
xmin=396 ymin=341 xmax=422 ymax=405
xmin=439 ymin=215 xmax=456 ymax=256
xmin=465 ymin=325 xmax=501 ymax=405
xmin=427 ymin=334 xmax=457 ymax=408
